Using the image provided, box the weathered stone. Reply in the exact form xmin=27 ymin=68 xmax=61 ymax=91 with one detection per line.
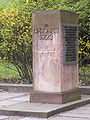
xmin=31 ymin=10 xmax=80 ymax=104
xmin=0 ymin=99 xmax=90 ymax=118
xmin=30 ymin=89 xmax=81 ymax=104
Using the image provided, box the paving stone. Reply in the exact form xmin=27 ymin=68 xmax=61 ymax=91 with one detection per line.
xmin=59 ymin=113 xmax=90 ymax=119
xmin=49 ymin=116 xmax=90 ymax=120
xmin=61 ymin=104 xmax=90 ymax=114
xmin=82 ymin=95 xmax=90 ymax=99
xmin=0 ymin=115 xmax=8 ymax=119
xmin=19 ymin=117 xmax=48 ymax=120
xmin=0 ymin=100 xmax=20 ymax=108
xmin=80 ymin=106 xmax=90 ymax=110
xmin=0 ymin=92 xmax=25 ymax=101
xmin=4 ymin=116 xmax=23 ymax=120
xmin=10 ymin=96 xmax=29 ymax=102
xmin=65 ymin=109 xmax=90 ymax=114
xmin=83 ymin=104 xmax=90 ymax=107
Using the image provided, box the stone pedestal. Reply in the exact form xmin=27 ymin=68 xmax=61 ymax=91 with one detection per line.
xmin=30 ymin=10 xmax=81 ymax=104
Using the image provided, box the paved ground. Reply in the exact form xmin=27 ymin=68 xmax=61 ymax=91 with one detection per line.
xmin=0 ymin=91 xmax=90 ymax=120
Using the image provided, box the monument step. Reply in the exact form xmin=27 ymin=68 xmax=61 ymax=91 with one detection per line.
xmin=0 ymin=98 xmax=90 ymax=118
xmin=30 ymin=89 xmax=81 ymax=104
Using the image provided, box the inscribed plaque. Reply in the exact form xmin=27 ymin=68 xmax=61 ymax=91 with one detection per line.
xmin=63 ymin=24 xmax=78 ymax=64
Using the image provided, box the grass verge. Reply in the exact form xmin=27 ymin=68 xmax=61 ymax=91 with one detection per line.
xmin=0 ymin=60 xmax=20 ymax=80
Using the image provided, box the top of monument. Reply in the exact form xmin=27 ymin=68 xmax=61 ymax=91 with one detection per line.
xmin=32 ymin=10 xmax=78 ymax=26
xmin=33 ymin=10 xmax=76 ymax=15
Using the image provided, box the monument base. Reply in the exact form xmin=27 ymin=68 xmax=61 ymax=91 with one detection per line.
xmin=30 ymin=89 xmax=81 ymax=104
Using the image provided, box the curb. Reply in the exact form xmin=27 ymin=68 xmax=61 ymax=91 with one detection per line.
xmin=0 ymin=83 xmax=33 ymax=92
xmin=0 ymin=84 xmax=90 ymax=94
xmin=80 ymin=86 xmax=90 ymax=95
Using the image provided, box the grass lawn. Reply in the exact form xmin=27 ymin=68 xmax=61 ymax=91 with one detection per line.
xmin=0 ymin=60 xmax=20 ymax=80
xmin=79 ymin=64 xmax=90 ymax=86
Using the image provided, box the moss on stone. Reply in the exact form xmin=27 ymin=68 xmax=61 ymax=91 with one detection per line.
xmin=63 ymin=95 xmax=81 ymax=103
xmin=62 ymin=87 xmax=79 ymax=94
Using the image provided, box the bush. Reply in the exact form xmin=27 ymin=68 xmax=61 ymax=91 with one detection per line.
xmin=0 ymin=6 xmax=32 ymax=83
xmin=0 ymin=0 xmax=89 ymax=83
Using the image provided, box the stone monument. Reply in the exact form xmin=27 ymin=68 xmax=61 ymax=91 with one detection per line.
xmin=30 ymin=10 xmax=81 ymax=104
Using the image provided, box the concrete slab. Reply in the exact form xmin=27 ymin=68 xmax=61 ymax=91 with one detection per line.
xmin=0 ymin=98 xmax=90 ymax=118
xmin=0 ymin=92 xmax=26 ymax=101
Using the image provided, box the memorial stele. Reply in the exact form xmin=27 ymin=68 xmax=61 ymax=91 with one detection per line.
xmin=30 ymin=10 xmax=81 ymax=104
